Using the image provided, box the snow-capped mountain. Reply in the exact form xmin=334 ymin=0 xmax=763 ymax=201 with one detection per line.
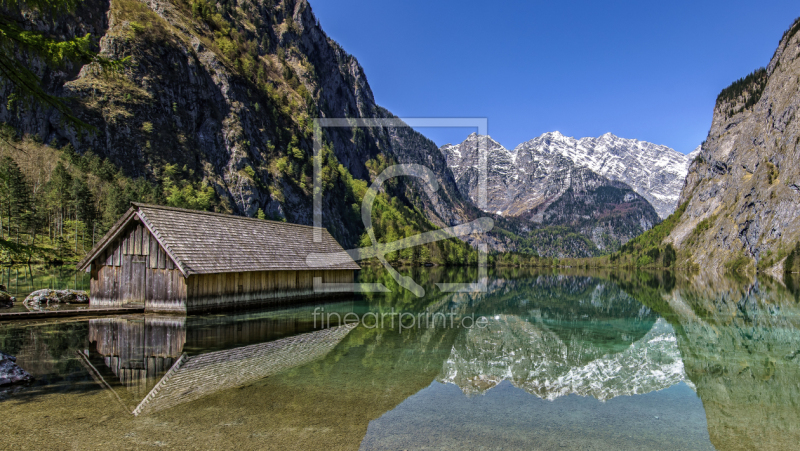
xmin=442 ymin=132 xmax=695 ymax=220
xmin=441 ymin=133 xmax=660 ymax=251
xmin=519 ymin=132 xmax=696 ymax=218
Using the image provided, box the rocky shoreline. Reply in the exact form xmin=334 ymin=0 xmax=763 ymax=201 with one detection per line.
xmin=22 ymin=289 xmax=89 ymax=311
xmin=0 ymin=351 xmax=33 ymax=386
xmin=0 ymin=284 xmax=15 ymax=309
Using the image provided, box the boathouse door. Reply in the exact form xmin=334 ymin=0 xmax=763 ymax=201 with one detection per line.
xmin=122 ymin=255 xmax=147 ymax=304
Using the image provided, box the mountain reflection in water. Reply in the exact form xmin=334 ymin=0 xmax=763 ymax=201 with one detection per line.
xmin=0 ymin=268 xmax=797 ymax=450
xmin=656 ymin=276 xmax=800 ymax=450
xmin=438 ymin=275 xmax=686 ymax=400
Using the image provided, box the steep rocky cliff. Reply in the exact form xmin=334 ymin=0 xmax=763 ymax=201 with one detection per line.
xmin=669 ymin=18 xmax=800 ymax=272
xmin=523 ymin=132 xmax=697 ymax=219
xmin=442 ymin=134 xmax=660 ymax=252
xmin=444 ymin=132 xmax=695 ymax=220
xmin=0 ymin=0 xmax=474 ymax=249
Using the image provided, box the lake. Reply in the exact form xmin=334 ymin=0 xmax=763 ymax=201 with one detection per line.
xmin=0 ymin=267 xmax=798 ymax=450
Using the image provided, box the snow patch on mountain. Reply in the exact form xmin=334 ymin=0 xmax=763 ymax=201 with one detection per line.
xmin=517 ymin=132 xmax=696 ymax=218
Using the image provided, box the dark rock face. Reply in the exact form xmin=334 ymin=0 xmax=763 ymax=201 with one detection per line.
xmin=0 ymin=291 xmax=14 ymax=309
xmin=442 ymin=134 xmax=660 ymax=252
xmin=0 ymin=352 xmax=34 ymax=386
xmin=670 ymin=18 xmax=800 ymax=271
xmin=23 ymin=289 xmax=89 ymax=310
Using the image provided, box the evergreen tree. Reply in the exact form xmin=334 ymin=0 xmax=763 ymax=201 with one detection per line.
xmin=0 ymin=155 xmax=32 ymax=241
xmin=100 ymin=183 xmax=128 ymax=230
xmin=787 ymin=243 xmax=800 ymax=274
xmin=45 ymin=160 xmax=72 ymax=239
xmin=71 ymin=176 xmax=95 ymax=250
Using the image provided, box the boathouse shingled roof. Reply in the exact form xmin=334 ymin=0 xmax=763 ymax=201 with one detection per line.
xmin=77 ymin=203 xmax=360 ymax=275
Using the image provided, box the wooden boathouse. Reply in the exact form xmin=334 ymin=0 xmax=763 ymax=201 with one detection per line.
xmin=76 ymin=203 xmax=360 ymax=313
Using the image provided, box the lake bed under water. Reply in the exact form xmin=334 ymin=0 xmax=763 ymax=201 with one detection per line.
xmin=0 ymin=268 xmax=797 ymax=450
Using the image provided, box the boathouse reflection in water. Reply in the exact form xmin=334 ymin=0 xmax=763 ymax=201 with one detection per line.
xmin=80 ymin=302 xmax=359 ymax=414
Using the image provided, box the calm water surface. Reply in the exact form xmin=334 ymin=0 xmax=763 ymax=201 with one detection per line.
xmin=0 ymin=268 xmax=798 ymax=450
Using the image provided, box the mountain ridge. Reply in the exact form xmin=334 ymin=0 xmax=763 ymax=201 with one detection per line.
xmin=442 ymin=133 xmax=661 ymax=252
xmin=0 ymin=0 xmax=487 ymax=259
xmin=498 ymin=131 xmax=694 ymax=219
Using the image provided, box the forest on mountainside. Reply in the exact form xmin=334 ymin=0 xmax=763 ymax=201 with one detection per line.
xmin=0 ymin=0 xmax=490 ymax=265
xmin=0 ymin=129 xmax=485 ymax=265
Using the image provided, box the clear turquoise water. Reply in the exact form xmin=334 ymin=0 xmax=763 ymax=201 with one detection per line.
xmin=0 ymin=268 xmax=797 ymax=450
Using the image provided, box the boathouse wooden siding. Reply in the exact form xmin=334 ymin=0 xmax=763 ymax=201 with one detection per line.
xmin=89 ymin=221 xmax=189 ymax=310
xmin=79 ymin=204 xmax=360 ymax=314
xmin=183 ymin=269 xmax=354 ymax=312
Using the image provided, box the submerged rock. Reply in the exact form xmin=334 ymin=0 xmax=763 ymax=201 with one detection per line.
xmin=0 ymin=351 xmax=33 ymax=386
xmin=23 ymin=289 xmax=89 ymax=310
xmin=0 ymin=291 xmax=14 ymax=309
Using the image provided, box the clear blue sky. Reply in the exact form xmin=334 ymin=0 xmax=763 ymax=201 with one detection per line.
xmin=309 ymin=0 xmax=798 ymax=154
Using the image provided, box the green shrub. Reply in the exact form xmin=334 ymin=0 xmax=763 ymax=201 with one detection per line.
xmin=696 ymin=218 xmax=712 ymax=233
xmin=129 ymin=21 xmax=145 ymax=34
xmin=724 ymin=255 xmax=751 ymax=274
xmin=766 ymin=161 xmax=778 ymax=184
xmin=215 ymin=36 xmax=238 ymax=60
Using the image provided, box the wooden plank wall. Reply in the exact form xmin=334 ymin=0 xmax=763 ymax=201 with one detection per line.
xmin=185 ymin=270 xmax=354 ymax=313
xmin=90 ymin=221 xmax=186 ymax=311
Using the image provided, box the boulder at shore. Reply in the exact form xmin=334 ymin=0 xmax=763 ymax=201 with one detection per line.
xmin=0 ymin=351 xmax=33 ymax=386
xmin=23 ymin=289 xmax=89 ymax=310
xmin=0 ymin=291 xmax=14 ymax=309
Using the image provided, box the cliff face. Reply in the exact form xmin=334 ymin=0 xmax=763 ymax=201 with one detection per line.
xmin=0 ymin=0 xmax=472 ymax=248
xmin=670 ymin=19 xmax=800 ymax=271
xmin=442 ymin=134 xmax=660 ymax=252
xmin=520 ymin=132 xmax=696 ymax=219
